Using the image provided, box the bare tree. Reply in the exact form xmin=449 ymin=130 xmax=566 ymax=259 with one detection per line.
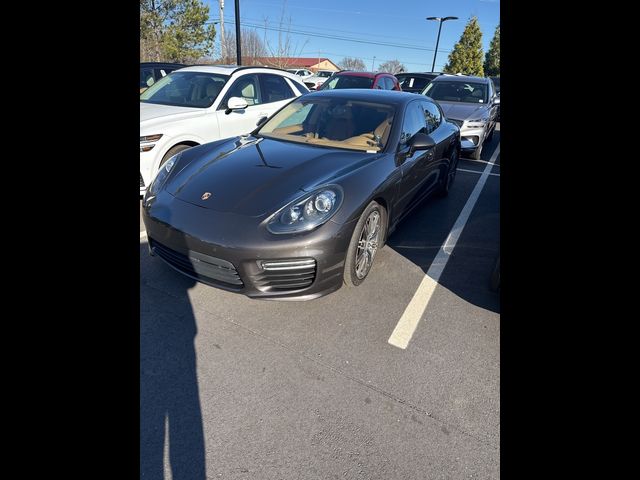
xmin=340 ymin=57 xmax=366 ymax=71
xmin=221 ymin=28 xmax=267 ymax=64
xmin=261 ymin=0 xmax=309 ymax=69
xmin=378 ymin=59 xmax=406 ymax=74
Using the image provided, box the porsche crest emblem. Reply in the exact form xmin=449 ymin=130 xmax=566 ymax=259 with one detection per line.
xmin=201 ymin=192 xmax=212 ymax=200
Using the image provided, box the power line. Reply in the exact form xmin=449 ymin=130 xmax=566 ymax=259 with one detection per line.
xmin=207 ymin=19 xmax=452 ymax=54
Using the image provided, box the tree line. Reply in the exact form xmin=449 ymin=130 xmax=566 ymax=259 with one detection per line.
xmin=140 ymin=2 xmax=499 ymax=77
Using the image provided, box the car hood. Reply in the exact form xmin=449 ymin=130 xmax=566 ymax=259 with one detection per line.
xmin=165 ymin=136 xmax=379 ymax=217
xmin=140 ymin=102 xmax=205 ymax=128
xmin=437 ymin=101 xmax=490 ymax=121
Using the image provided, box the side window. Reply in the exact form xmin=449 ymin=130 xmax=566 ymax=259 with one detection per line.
xmin=220 ymin=74 xmax=261 ymax=109
xmin=374 ymin=77 xmax=384 ymax=89
xmin=140 ymin=67 xmax=155 ymax=88
xmin=286 ymin=77 xmax=310 ymax=95
xmin=259 ymin=74 xmax=295 ymax=104
xmin=385 ymin=77 xmax=396 ymax=90
xmin=400 ymin=102 xmax=428 ymax=147
xmin=423 ymin=101 xmax=442 ymax=134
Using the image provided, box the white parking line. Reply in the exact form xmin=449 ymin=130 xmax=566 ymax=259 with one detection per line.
xmin=457 ymin=168 xmax=500 ymax=177
xmin=460 ymin=157 xmax=500 ymax=166
xmin=388 ymin=143 xmax=500 ymax=349
xmin=140 ymin=231 xmax=147 ymax=239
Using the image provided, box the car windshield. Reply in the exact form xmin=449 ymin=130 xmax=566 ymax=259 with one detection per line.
xmin=257 ymin=97 xmax=396 ymax=153
xmin=396 ymin=75 xmax=432 ymax=91
xmin=423 ymin=80 xmax=488 ymax=104
xmin=319 ymin=75 xmax=374 ymax=90
xmin=140 ymin=71 xmax=229 ymax=108
xmin=317 ymin=71 xmax=333 ymax=78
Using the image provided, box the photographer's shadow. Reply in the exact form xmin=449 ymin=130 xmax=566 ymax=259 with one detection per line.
xmin=140 ymin=239 xmax=206 ymax=480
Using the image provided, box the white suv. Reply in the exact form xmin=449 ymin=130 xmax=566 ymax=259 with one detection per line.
xmin=140 ymin=65 xmax=309 ymax=194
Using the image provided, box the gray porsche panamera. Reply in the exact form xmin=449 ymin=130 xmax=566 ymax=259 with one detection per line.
xmin=142 ymin=89 xmax=461 ymax=300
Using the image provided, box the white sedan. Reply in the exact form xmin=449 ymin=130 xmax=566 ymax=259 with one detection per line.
xmin=140 ymin=65 xmax=309 ymax=194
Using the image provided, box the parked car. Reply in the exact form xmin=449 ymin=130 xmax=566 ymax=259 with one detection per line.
xmin=421 ymin=75 xmax=499 ymax=159
xmin=490 ymin=76 xmax=500 ymax=121
xmin=304 ymin=70 xmax=337 ymax=90
xmin=140 ymin=65 xmax=310 ymax=194
xmin=286 ymin=68 xmax=314 ymax=80
xmin=142 ymin=89 xmax=461 ymax=300
xmin=395 ymin=72 xmax=443 ymax=93
xmin=318 ymin=71 xmax=401 ymax=91
xmin=140 ymin=62 xmax=185 ymax=93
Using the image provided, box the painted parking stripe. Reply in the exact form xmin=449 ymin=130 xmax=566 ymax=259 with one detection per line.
xmin=388 ymin=143 xmax=500 ymax=349
xmin=140 ymin=231 xmax=147 ymax=239
xmin=457 ymin=168 xmax=500 ymax=177
xmin=459 ymin=157 xmax=500 ymax=166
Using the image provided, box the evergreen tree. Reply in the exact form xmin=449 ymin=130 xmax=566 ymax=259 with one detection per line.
xmin=443 ymin=16 xmax=484 ymax=76
xmin=140 ymin=0 xmax=216 ymax=63
xmin=484 ymin=25 xmax=500 ymax=76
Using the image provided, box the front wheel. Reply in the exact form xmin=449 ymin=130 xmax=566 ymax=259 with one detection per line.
xmin=437 ymin=149 xmax=459 ymax=197
xmin=343 ymin=201 xmax=386 ymax=287
xmin=160 ymin=144 xmax=192 ymax=168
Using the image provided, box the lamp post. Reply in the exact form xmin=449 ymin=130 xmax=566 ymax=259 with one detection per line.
xmin=426 ymin=16 xmax=457 ymax=72
xmin=372 ymin=56 xmax=376 ymax=71
xmin=235 ymin=0 xmax=241 ymax=65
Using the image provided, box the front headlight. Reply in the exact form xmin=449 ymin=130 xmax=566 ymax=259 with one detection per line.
xmin=148 ymin=153 xmax=180 ymax=195
xmin=464 ymin=118 xmax=488 ymax=128
xmin=140 ymin=134 xmax=163 ymax=152
xmin=267 ymin=185 xmax=344 ymax=234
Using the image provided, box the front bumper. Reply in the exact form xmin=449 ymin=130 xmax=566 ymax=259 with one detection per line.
xmin=459 ymin=126 xmax=488 ymax=150
xmin=142 ymin=191 xmax=356 ymax=300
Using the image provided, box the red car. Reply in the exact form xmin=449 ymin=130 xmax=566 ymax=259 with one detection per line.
xmin=318 ymin=71 xmax=402 ymax=91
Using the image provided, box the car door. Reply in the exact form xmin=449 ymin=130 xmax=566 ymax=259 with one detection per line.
xmin=217 ymin=73 xmax=297 ymax=139
xmin=423 ymin=100 xmax=453 ymax=176
xmin=394 ymin=101 xmax=436 ymax=216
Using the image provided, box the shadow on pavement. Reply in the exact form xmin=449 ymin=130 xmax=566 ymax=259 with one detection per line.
xmin=140 ymin=237 xmax=206 ymax=480
xmin=386 ymin=132 xmax=500 ymax=314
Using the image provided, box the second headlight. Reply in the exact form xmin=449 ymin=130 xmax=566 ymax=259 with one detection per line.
xmin=267 ymin=186 xmax=343 ymax=234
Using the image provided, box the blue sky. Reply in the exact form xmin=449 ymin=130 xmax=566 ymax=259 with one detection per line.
xmin=206 ymin=0 xmax=499 ymax=71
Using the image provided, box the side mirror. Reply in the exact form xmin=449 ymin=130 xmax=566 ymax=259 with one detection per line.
xmin=408 ymin=132 xmax=436 ymax=156
xmin=493 ymin=96 xmax=500 ymax=105
xmin=226 ymin=96 xmax=248 ymax=114
xmin=256 ymin=116 xmax=268 ymax=127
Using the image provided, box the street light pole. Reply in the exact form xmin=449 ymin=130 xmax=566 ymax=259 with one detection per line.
xmin=372 ymin=56 xmax=376 ymax=71
xmin=427 ymin=16 xmax=458 ymax=72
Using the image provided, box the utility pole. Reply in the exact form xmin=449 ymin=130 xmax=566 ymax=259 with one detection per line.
xmin=235 ymin=0 xmax=242 ymax=65
xmin=219 ymin=0 xmax=226 ymax=62
xmin=372 ymin=56 xmax=376 ymax=71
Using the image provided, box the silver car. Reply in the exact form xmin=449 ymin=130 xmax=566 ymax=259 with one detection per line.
xmin=422 ymin=75 xmax=499 ymax=159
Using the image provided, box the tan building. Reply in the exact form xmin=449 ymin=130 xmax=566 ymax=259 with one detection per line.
xmin=251 ymin=57 xmax=340 ymax=72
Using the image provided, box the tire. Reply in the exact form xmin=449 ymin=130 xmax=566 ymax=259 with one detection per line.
xmin=470 ymin=142 xmax=483 ymax=160
xmin=486 ymin=125 xmax=494 ymax=142
xmin=437 ymin=148 xmax=460 ymax=197
xmin=160 ymin=144 xmax=192 ymax=168
xmin=343 ymin=201 xmax=386 ymax=287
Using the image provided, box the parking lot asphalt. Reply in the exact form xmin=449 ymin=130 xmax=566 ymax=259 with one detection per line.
xmin=140 ymin=126 xmax=500 ymax=479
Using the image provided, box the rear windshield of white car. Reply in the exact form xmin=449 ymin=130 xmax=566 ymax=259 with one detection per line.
xmin=423 ymin=81 xmax=488 ymax=104
xmin=140 ymin=72 xmax=230 ymax=108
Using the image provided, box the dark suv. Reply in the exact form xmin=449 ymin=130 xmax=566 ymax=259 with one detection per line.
xmin=395 ymin=72 xmax=443 ymax=93
xmin=140 ymin=62 xmax=186 ymax=93
xmin=318 ymin=71 xmax=401 ymax=91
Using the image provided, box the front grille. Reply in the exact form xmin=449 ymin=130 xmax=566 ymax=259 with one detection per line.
xmin=253 ymin=259 xmax=316 ymax=291
xmin=150 ymin=238 xmax=243 ymax=287
xmin=140 ymin=173 xmax=145 ymax=188
xmin=448 ymin=118 xmax=463 ymax=128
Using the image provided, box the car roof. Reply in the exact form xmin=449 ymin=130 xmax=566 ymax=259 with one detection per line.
xmin=430 ymin=74 xmax=490 ymax=83
xmin=303 ymin=88 xmax=426 ymax=106
xmin=174 ymin=65 xmax=300 ymax=78
xmin=395 ymin=72 xmax=441 ymax=77
xmin=140 ymin=62 xmax=185 ymax=68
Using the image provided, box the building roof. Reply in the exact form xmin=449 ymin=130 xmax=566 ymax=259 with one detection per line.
xmin=252 ymin=57 xmax=337 ymax=68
